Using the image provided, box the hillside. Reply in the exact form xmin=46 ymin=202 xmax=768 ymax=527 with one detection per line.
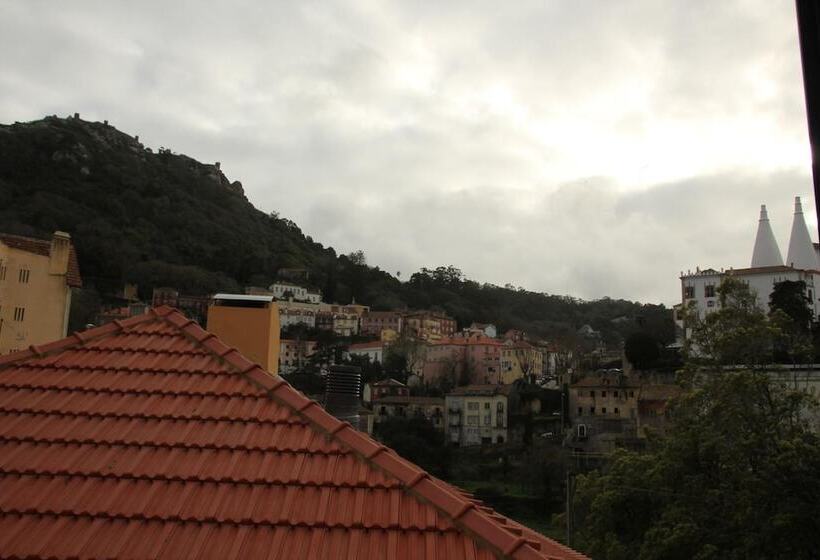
xmin=0 ymin=115 xmax=675 ymax=346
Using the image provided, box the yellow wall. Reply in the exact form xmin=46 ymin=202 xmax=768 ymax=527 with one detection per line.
xmin=0 ymin=238 xmax=72 ymax=354
xmin=207 ymin=301 xmax=280 ymax=374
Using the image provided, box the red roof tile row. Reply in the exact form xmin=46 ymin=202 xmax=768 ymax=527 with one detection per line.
xmin=0 ymin=306 xmax=588 ymax=559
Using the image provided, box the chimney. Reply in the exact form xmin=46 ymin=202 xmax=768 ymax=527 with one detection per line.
xmin=215 ymin=162 xmax=221 ymax=170
xmin=49 ymin=231 xmax=71 ymax=276
xmin=206 ymin=294 xmax=280 ymax=374
xmin=73 ymin=113 xmax=80 ymax=120
xmin=324 ymin=365 xmax=362 ymax=427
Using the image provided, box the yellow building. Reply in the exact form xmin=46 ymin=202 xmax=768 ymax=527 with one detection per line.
xmin=0 ymin=231 xmax=81 ymax=354
xmin=206 ymin=294 xmax=280 ymax=374
xmin=499 ymin=340 xmax=543 ymax=384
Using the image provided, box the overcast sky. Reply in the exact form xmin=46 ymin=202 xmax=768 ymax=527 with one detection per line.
xmin=1 ymin=1 xmax=814 ymax=305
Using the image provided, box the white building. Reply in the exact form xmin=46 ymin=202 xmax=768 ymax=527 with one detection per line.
xmin=270 ymin=281 xmax=321 ymax=304
xmin=679 ymin=197 xmax=820 ymax=334
xmin=346 ymin=340 xmax=384 ymax=363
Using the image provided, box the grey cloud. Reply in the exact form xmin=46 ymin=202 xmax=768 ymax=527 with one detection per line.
xmin=0 ymin=1 xmax=813 ymax=305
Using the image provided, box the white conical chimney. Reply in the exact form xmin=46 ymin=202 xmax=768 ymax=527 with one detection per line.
xmin=786 ymin=196 xmax=819 ymax=270
xmin=751 ymin=204 xmax=784 ymax=268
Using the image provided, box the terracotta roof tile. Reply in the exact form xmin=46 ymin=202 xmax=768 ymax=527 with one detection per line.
xmin=0 ymin=306 xmax=588 ymax=560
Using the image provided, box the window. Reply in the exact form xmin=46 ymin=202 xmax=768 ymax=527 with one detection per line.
xmin=629 ymin=390 xmax=635 ymax=397
xmin=614 ymin=407 xmax=620 ymax=414
xmin=484 ymin=415 xmax=491 ymax=425
xmin=0 ymin=263 xmax=6 ymax=281
xmin=467 ymin=402 xmax=479 ymax=411
xmin=614 ymin=390 xmax=619 ymax=397
xmin=684 ymin=285 xmax=695 ymax=298
xmin=589 ymin=406 xmax=595 ymax=415
xmin=602 ymin=391 xmax=607 ymax=397
xmin=497 ymin=402 xmax=504 ymax=412
xmin=13 ymin=307 xmax=25 ymax=321
xmin=589 ymin=390 xmax=595 ymax=397
xmin=467 ymin=415 xmax=479 ymax=425
xmin=707 ymin=300 xmax=715 ymax=307
xmin=705 ymin=285 xmax=716 ymax=297
xmin=18 ymin=269 xmax=30 ymax=284
xmin=484 ymin=402 xmax=490 ymax=409
xmin=577 ymin=407 xmax=582 ymax=415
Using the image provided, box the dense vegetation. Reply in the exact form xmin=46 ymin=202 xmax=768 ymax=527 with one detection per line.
xmin=0 ymin=116 xmax=674 ymax=346
xmin=573 ymin=278 xmax=820 ymax=559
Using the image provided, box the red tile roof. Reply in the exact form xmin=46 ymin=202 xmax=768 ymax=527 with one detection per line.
xmin=0 ymin=307 xmax=587 ymax=560
xmin=0 ymin=232 xmax=82 ymax=288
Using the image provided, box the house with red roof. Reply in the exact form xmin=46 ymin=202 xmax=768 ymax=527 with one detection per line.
xmin=0 ymin=306 xmax=588 ymax=559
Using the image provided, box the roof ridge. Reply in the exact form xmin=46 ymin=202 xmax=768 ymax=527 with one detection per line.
xmin=0 ymin=306 xmax=586 ymax=559
xmin=0 ymin=311 xmax=161 ymax=371
xmin=153 ymin=307 xmax=576 ymax=560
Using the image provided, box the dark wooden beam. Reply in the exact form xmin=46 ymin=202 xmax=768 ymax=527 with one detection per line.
xmin=796 ymin=0 xmax=820 ymax=238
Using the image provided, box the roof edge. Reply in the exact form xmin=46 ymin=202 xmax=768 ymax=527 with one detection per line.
xmin=0 ymin=305 xmax=586 ymax=560
xmin=153 ymin=308 xmax=583 ymax=560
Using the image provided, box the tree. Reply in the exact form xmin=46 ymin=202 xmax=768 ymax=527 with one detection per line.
xmin=685 ymin=276 xmax=776 ymax=366
xmin=770 ymin=280 xmax=813 ymax=331
xmin=374 ymin=416 xmax=451 ymax=477
xmin=573 ymin=275 xmax=820 ymax=560
xmin=624 ymin=332 xmax=660 ymax=370
xmin=383 ymin=335 xmax=426 ymax=383
xmin=347 ymin=250 xmax=367 ymax=266
xmin=769 ymin=280 xmax=814 ymax=364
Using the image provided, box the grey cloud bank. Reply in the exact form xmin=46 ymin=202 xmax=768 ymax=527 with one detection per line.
xmin=0 ymin=0 xmax=813 ymax=305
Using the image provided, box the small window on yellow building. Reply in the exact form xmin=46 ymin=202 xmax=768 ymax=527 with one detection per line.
xmin=13 ymin=307 xmax=25 ymax=321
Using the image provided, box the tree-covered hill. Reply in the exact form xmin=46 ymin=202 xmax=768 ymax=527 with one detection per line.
xmin=0 ymin=115 xmax=674 ymax=346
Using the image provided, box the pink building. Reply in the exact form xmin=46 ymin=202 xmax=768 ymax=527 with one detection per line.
xmin=422 ymin=334 xmax=504 ymax=385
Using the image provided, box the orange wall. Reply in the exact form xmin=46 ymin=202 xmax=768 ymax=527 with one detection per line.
xmin=206 ymin=302 xmax=280 ymax=374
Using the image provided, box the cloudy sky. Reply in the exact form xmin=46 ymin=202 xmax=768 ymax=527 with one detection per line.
xmin=0 ymin=1 xmax=814 ymax=305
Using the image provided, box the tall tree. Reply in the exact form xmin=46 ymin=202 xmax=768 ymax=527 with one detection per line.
xmin=685 ymin=276 xmax=775 ymax=366
xmin=768 ymin=280 xmax=815 ymax=363
xmin=573 ymin=276 xmax=820 ymax=560
xmin=770 ymin=280 xmax=813 ymax=331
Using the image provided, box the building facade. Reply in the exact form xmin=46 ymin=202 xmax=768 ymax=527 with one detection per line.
xmin=269 ymin=281 xmax=321 ymax=303
xmin=279 ymin=339 xmax=318 ymax=373
xmin=680 ymin=198 xmax=820 ymax=337
xmin=0 ymin=231 xmax=81 ymax=354
xmin=422 ymin=334 xmax=504 ymax=385
xmin=445 ymin=385 xmax=513 ymax=446
xmin=373 ymin=396 xmax=446 ymax=430
xmin=404 ymin=310 xmax=456 ymax=341
xmin=360 ymin=310 xmax=403 ymax=338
